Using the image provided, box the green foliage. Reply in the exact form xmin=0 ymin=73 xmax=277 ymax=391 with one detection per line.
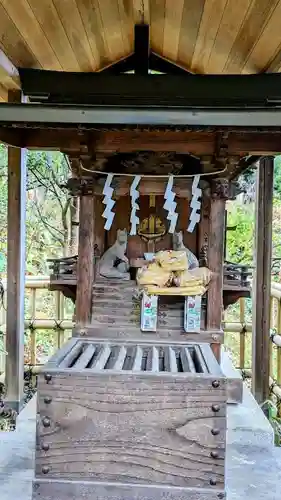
xmin=274 ymin=156 xmax=281 ymax=197
xmin=226 ymin=155 xmax=281 ymax=266
xmin=0 ymin=144 xmax=71 ymax=275
xmin=226 ymin=203 xmax=254 ymax=265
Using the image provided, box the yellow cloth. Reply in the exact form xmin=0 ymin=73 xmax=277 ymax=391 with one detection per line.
xmin=189 ymin=267 xmax=212 ymax=285
xmin=137 ymin=264 xmax=171 ymax=288
xmin=144 ymin=285 xmax=206 ymax=296
xmin=174 ymin=267 xmax=212 ymax=287
xmin=155 ymin=250 xmax=188 ymax=271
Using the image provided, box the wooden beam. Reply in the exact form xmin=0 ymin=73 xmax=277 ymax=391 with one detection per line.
xmin=67 ymin=177 xmax=195 ymax=198
xmin=5 ymin=90 xmax=26 ymax=412
xmin=1 ymin=128 xmax=281 ymax=157
xmin=0 ymin=128 xmax=25 ymax=147
xmin=0 ymin=49 xmax=20 ymax=90
xmin=18 ymin=69 xmax=281 ymax=105
xmin=134 ymin=24 xmax=150 ymax=75
xmin=252 ymin=157 xmax=274 ymax=404
xmin=99 ymin=54 xmax=134 ymax=74
xmin=149 ymin=52 xmax=193 ymax=74
xmin=207 ymin=179 xmax=228 ymax=362
xmin=75 ymin=195 xmax=95 ymax=326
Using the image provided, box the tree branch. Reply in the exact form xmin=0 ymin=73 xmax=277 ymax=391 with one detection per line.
xmin=33 ymin=200 xmax=64 ymax=245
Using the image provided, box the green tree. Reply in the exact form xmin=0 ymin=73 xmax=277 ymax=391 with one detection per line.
xmin=226 ymin=203 xmax=254 ymax=265
xmin=0 ymin=144 xmax=72 ymax=275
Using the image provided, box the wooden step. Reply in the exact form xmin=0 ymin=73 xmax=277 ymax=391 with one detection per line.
xmin=91 ymin=315 xmax=185 ymax=329
xmin=74 ymin=325 xmax=223 ymax=344
xmin=92 ymin=300 xmax=184 ymax=310
xmin=92 ymin=306 xmax=184 ymax=318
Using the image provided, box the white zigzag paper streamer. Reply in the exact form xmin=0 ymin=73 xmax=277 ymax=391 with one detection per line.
xmin=102 ymin=173 xmax=115 ymax=231
xmin=188 ymin=174 xmax=201 ymax=233
xmin=164 ymin=176 xmax=178 ymax=234
xmin=130 ymin=175 xmax=141 ymax=236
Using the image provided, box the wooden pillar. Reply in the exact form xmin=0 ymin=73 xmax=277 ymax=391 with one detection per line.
xmin=252 ymin=157 xmax=274 ymax=404
xmin=69 ymin=157 xmax=80 ymax=256
xmin=70 ymin=196 xmax=79 ymax=255
xmin=5 ymin=90 xmax=27 ymax=412
xmin=75 ymin=195 xmax=95 ymax=327
xmin=207 ymin=179 xmax=228 ymax=362
xmin=198 ymin=193 xmax=210 ymax=266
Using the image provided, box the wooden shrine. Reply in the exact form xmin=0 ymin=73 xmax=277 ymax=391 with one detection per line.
xmin=0 ymin=5 xmax=281 ymax=498
xmin=31 ymin=116 xmax=246 ymax=500
xmin=0 ymin=68 xmax=279 ymax=500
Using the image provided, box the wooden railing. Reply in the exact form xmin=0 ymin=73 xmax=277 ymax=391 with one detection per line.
xmin=223 ymin=261 xmax=252 ymax=288
xmin=48 ymin=256 xmax=253 ymax=289
xmin=48 ymin=256 xmax=77 ymax=278
xmin=224 ymin=283 xmax=281 ymax=413
xmin=1 ymin=271 xmax=280 ymax=415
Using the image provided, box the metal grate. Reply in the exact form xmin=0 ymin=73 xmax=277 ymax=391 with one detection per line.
xmin=58 ymin=342 xmax=209 ymax=374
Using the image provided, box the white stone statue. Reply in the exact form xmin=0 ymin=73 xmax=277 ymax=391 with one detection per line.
xmin=99 ymin=229 xmax=130 ymax=280
xmin=172 ymin=231 xmax=199 ymax=269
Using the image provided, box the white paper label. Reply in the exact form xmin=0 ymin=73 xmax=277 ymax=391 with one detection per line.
xmin=141 ymin=293 xmax=158 ymax=332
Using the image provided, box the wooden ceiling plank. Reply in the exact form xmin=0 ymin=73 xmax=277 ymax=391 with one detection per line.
xmin=206 ymin=0 xmax=252 ymax=74
xmin=97 ymin=0 xmax=128 ymax=62
xmin=0 ymin=49 xmax=20 ymax=89
xmin=0 ymin=0 xmax=61 ymax=70
xmin=191 ymin=0 xmax=228 ymax=73
xmin=0 ymin=82 xmax=8 ymax=101
xmin=248 ymin=2 xmax=281 ymax=73
xmin=265 ymin=45 xmax=281 ymax=73
xmin=77 ymin=0 xmax=111 ymax=69
xmin=223 ymin=0 xmax=279 ymax=74
xmin=0 ymin=3 xmax=39 ymax=68
xmin=52 ymin=0 xmax=95 ymax=71
xmin=177 ymin=0 xmax=206 ymax=69
xmin=116 ymin=0 xmax=133 ymax=54
xmin=132 ymin=0 xmax=150 ymax=24
xmin=27 ymin=0 xmax=81 ymax=72
xmin=150 ymin=0 xmax=166 ymax=56
xmin=162 ymin=0 xmax=185 ymax=63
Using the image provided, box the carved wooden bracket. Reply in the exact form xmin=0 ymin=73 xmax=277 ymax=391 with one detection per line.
xmin=211 ymin=178 xmax=244 ymax=200
xmin=214 ymin=132 xmax=229 ymax=170
xmin=66 ymin=177 xmax=97 ymax=196
xmin=211 ymin=178 xmax=230 ymax=199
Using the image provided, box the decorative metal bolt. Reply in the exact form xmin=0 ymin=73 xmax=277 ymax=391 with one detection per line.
xmin=212 ymin=380 xmax=220 ymax=388
xmin=212 ymin=404 xmax=220 ymax=413
xmin=210 ymin=478 xmax=217 ymax=486
xmin=41 ymin=443 xmax=50 ymax=452
xmin=42 ymin=466 xmax=50 ymax=475
xmin=44 ymin=396 xmax=52 ymax=405
xmin=211 ymin=451 xmax=219 ymax=459
xmin=211 ymin=428 xmax=220 ymax=436
xmin=80 ymin=329 xmax=86 ymax=336
xmin=42 ymin=417 xmax=51 ymax=428
xmin=44 ymin=373 xmax=52 ymax=383
xmin=212 ymin=334 xmax=218 ymax=341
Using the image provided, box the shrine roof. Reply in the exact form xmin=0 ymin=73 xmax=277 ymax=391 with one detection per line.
xmin=1 ymin=1 xmax=281 ymax=100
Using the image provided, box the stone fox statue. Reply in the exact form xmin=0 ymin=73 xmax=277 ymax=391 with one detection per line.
xmin=99 ymin=229 xmax=130 ymax=280
xmin=172 ymin=231 xmax=199 ymax=269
